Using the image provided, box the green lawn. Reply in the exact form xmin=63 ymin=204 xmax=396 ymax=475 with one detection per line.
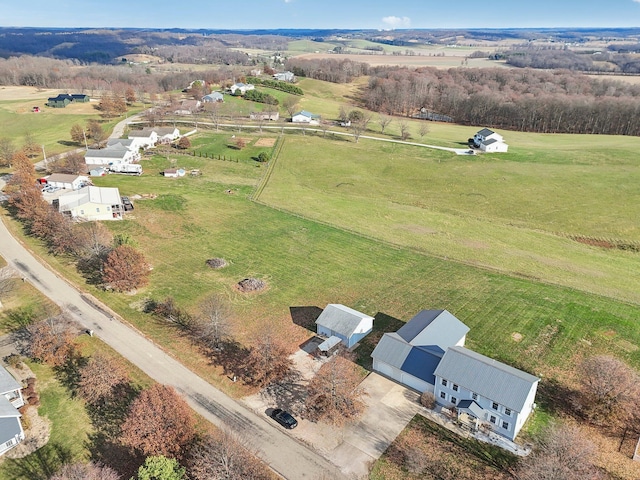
xmin=255 ymin=134 xmax=640 ymax=304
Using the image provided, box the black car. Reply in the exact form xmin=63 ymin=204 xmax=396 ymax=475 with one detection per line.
xmin=121 ymin=196 xmax=134 ymax=211
xmin=270 ymin=408 xmax=298 ymax=429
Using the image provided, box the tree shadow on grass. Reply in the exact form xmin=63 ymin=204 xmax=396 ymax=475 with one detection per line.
xmin=54 ymin=352 xmax=88 ymax=397
xmin=536 ymin=376 xmax=580 ymax=418
xmin=85 ymin=383 xmax=143 ymax=478
xmin=208 ymin=339 xmax=251 ymax=378
xmin=2 ymin=306 xmax=39 ymax=332
xmin=1 ymin=443 xmax=72 ymax=480
xmin=289 ymin=306 xmax=323 ymax=333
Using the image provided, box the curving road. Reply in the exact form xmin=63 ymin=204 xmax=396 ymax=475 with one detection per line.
xmin=0 ymin=216 xmax=347 ymax=480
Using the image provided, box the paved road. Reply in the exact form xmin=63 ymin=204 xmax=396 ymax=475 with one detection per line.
xmin=0 ymin=217 xmax=347 ymax=480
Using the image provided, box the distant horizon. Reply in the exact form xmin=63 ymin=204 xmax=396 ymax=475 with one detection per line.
xmin=1 ymin=25 xmax=639 ymax=32
xmin=3 ymin=0 xmax=640 ymax=31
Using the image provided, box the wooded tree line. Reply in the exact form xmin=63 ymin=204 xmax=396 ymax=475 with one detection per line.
xmin=286 ymin=58 xmax=370 ymax=83
xmin=362 ymin=66 xmax=640 ymax=135
xmin=496 ymin=46 xmax=640 ymax=74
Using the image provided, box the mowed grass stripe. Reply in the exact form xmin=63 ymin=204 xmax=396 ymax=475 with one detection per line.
xmin=257 ymin=135 xmax=640 ymax=304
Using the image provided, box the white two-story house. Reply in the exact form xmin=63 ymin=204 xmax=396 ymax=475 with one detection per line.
xmin=434 ymin=346 xmax=539 ymax=441
xmin=472 ymin=128 xmax=509 ymax=153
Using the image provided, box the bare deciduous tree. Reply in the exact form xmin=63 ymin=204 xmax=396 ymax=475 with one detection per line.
xmin=188 ymin=430 xmax=270 ymax=480
xmin=399 ymin=120 xmax=411 ymax=141
xmin=282 ymin=96 xmax=299 ymax=117
xmin=50 ymin=462 xmax=120 ymax=480
xmin=0 ymin=137 xmax=16 ymax=167
xmin=418 ymin=122 xmax=429 ymax=138
xmin=377 ymin=114 xmax=392 ymax=134
xmin=194 ymin=294 xmax=232 ymax=350
xmin=27 ymin=317 xmax=76 ymax=367
xmin=305 ymin=355 xmax=366 ymax=425
xmin=243 ymin=332 xmax=294 ymax=387
xmin=516 ymin=424 xmax=602 ymax=480
xmin=78 ymin=353 xmax=129 ymax=405
xmin=577 ymin=355 xmax=639 ymax=423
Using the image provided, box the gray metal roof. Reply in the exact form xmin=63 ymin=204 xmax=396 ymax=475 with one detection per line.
xmin=0 ymin=365 xmax=20 ymax=397
xmin=154 ymin=127 xmax=179 ymax=136
xmin=128 ymin=128 xmax=156 ymax=138
xmin=85 ymin=146 xmax=129 ymax=159
xmin=46 ymin=173 xmax=83 ymax=183
xmin=318 ymin=335 xmax=342 ymax=352
xmin=434 ymin=347 xmax=539 ymax=412
xmin=315 ymin=304 xmax=374 ymax=338
xmin=397 ymin=310 xmax=469 ymax=350
xmin=107 ymin=138 xmax=136 ymax=149
xmin=477 ymin=128 xmax=494 ymax=137
xmin=457 ymin=399 xmax=485 ymax=418
xmin=371 ymin=333 xmax=412 ymax=368
xmin=483 ymin=138 xmax=498 ymax=145
xmin=0 ymin=412 xmax=22 ymax=445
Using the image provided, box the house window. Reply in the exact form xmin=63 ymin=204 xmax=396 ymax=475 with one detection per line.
xmin=80 ymin=210 xmax=84 ymax=215
xmin=490 ymin=415 xmax=496 ymax=424
xmin=472 ymin=392 xmax=478 ymax=400
xmin=96 ymin=208 xmax=100 ymax=212
xmin=504 ymin=408 xmax=511 ymax=416
xmin=451 ymin=397 xmax=457 ymax=405
xmin=452 ymin=384 xmax=459 ymax=392
xmin=492 ymin=402 xmax=499 ymax=410
xmin=502 ymin=421 xmax=509 ymax=430
xmin=441 ymin=379 xmax=448 ymax=387
xmin=440 ymin=391 xmax=446 ymax=399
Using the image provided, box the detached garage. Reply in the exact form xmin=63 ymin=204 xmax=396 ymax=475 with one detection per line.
xmin=315 ymin=304 xmax=374 ymax=349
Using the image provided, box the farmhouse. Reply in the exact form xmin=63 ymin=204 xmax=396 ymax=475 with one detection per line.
xmin=57 ymin=186 xmax=124 ymax=221
xmin=84 ymin=144 xmax=139 ymax=166
xmin=250 ymin=111 xmax=280 ymax=121
xmin=230 ymin=82 xmax=255 ymax=95
xmin=472 ymin=128 xmax=509 ymax=153
xmin=292 ymin=110 xmax=321 ymax=124
xmin=371 ymin=309 xmax=538 ymax=440
xmin=315 ymin=304 xmax=374 ymax=350
xmin=106 ymin=138 xmax=138 ymax=151
xmin=174 ymin=99 xmax=201 ymax=115
xmin=434 ymin=347 xmax=539 ymax=441
xmin=273 ymin=71 xmax=295 ymax=82
xmin=154 ymin=127 xmax=180 ymax=143
xmin=202 ymin=92 xmax=224 ymax=103
xmin=43 ymin=173 xmax=89 ymax=191
xmin=371 ymin=310 xmax=469 ymax=393
xmin=128 ymin=128 xmax=159 ymax=149
xmin=0 ymin=365 xmax=25 ymax=457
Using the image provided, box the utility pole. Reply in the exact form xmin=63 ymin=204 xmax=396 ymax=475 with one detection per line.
xmin=41 ymin=145 xmax=47 ymax=165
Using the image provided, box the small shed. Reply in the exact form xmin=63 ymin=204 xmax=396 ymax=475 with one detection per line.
xmin=45 ymin=174 xmax=88 ymax=191
xmin=315 ymin=304 xmax=374 ymax=349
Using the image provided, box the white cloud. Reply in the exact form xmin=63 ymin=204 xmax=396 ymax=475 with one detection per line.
xmin=284 ymin=0 xmax=294 ymax=3
xmin=382 ymin=16 xmax=411 ymax=29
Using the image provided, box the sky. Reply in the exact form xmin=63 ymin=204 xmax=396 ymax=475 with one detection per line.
xmin=2 ymin=0 xmax=640 ymax=30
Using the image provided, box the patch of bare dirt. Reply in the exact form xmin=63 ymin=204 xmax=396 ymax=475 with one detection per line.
xmin=511 ymin=332 xmax=523 ymax=342
xmin=255 ymin=138 xmax=276 ymax=147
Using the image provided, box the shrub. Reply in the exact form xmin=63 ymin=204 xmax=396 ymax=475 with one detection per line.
xmin=420 ymin=391 xmax=436 ymax=409
xmin=256 ymin=152 xmax=270 ymax=163
xmin=205 ymin=258 xmax=228 ymax=269
xmin=6 ymin=353 xmax=22 ymax=369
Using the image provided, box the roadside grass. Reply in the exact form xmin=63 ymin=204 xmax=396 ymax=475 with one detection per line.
xmin=256 ymin=135 xmax=640 ymax=304
xmin=371 ymin=414 xmax=516 ymax=480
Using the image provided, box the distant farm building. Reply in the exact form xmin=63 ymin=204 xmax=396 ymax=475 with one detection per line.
xmin=46 ymin=93 xmax=90 ymax=108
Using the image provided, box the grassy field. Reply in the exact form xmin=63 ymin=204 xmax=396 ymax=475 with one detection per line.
xmin=255 ymin=132 xmax=640 ymax=304
xmin=5 ymin=130 xmax=631 ymax=383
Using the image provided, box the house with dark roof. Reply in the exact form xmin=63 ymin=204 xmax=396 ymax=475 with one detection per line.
xmin=434 ymin=346 xmax=539 ymax=441
xmin=47 ymin=94 xmax=72 ymax=108
xmin=0 ymin=365 xmax=25 ymax=456
xmin=471 ymin=128 xmax=508 ymax=153
xmin=371 ymin=310 xmax=469 ymax=393
xmin=315 ymin=304 xmax=374 ymax=349
xmin=202 ymin=92 xmax=224 ymax=103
